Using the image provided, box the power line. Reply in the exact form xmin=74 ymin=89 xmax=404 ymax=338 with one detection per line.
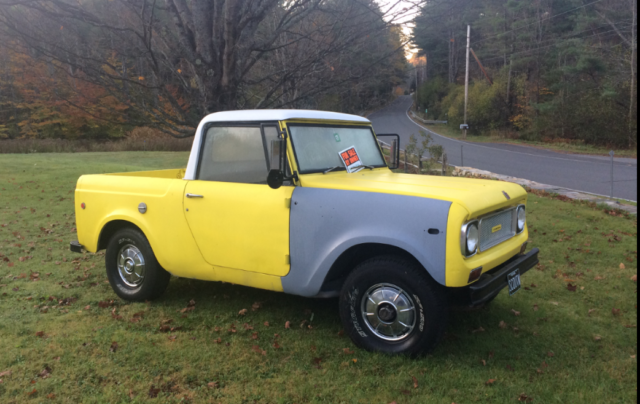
xmin=471 ymin=21 xmax=630 ymax=58
xmin=479 ymin=29 xmax=621 ymax=63
xmin=471 ymin=0 xmax=606 ymax=46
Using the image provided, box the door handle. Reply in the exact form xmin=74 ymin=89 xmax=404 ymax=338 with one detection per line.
xmin=186 ymin=193 xmax=204 ymax=198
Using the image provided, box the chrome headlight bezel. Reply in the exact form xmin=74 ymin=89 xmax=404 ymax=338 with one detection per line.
xmin=460 ymin=220 xmax=479 ymax=258
xmin=516 ymin=205 xmax=526 ymax=233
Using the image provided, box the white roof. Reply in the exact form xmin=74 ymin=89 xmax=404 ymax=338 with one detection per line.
xmin=201 ymin=109 xmax=370 ymax=123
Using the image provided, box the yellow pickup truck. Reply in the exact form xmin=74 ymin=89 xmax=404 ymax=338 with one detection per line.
xmin=70 ymin=110 xmax=538 ymax=355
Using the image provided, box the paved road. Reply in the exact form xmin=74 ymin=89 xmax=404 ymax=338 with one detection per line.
xmin=370 ymin=96 xmax=638 ymax=201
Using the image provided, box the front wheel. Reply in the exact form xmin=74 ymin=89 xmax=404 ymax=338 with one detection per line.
xmin=105 ymin=227 xmax=171 ymax=301
xmin=339 ymin=256 xmax=448 ymax=356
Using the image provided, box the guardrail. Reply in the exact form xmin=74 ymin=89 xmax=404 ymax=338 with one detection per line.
xmin=409 ymin=110 xmax=448 ymax=125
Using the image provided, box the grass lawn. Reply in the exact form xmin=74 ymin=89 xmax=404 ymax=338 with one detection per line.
xmin=0 ymin=152 xmax=637 ymax=404
xmin=411 ymin=119 xmax=638 ymax=159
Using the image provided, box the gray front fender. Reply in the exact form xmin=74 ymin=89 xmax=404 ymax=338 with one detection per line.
xmin=282 ymin=187 xmax=451 ymax=297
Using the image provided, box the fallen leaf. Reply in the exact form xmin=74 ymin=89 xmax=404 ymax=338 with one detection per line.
xmin=551 ymin=301 xmax=559 ymax=306
xmin=109 ymin=342 xmax=118 ymax=353
xmin=412 ymin=375 xmax=418 ymax=389
xmin=594 ymin=275 xmax=605 ymax=280
xmin=263 ymin=321 xmax=270 ymax=327
xmin=148 ymin=385 xmax=160 ymax=398
xmin=343 ymin=348 xmax=355 ymax=354
xmin=238 ymin=309 xmax=248 ymax=316
xmin=518 ymin=392 xmax=533 ymax=402
xmin=631 ymin=275 xmax=637 ymax=282
xmin=547 ymin=351 xmax=555 ymax=357
xmin=472 ymin=326 xmax=485 ymax=333
xmin=485 ymin=378 xmax=497 ymax=385
xmin=251 ymin=302 xmax=261 ymax=311
xmin=499 ymin=321 xmax=507 ymax=329
xmin=593 ymin=335 xmax=602 ymax=341
xmin=567 ymin=283 xmax=577 ymax=292
xmin=620 ymin=263 xmax=626 ymax=269
xmin=506 ymin=364 xmax=515 ymax=372
xmin=612 ymin=308 xmax=621 ymax=316
xmin=128 ymin=389 xmax=135 ymax=399
xmin=285 ymin=321 xmax=291 ymax=329
xmin=168 ymin=335 xmax=177 ymax=341
xmin=588 ymin=309 xmax=597 ymax=315
xmin=47 ymin=393 xmax=56 ymax=399
xmin=84 ymin=305 xmax=90 ymax=310
xmin=0 ymin=370 xmax=11 ymax=377
xmin=511 ymin=309 xmax=521 ymax=316
xmin=533 ymin=304 xmax=539 ymax=311
xmin=35 ymin=331 xmax=45 ymax=338
xmin=251 ymin=332 xmax=259 ymax=340
xmin=252 ymin=345 xmax=266 ymax=355
xmin=481 ymin=359 xmax=486 ymax=366
xmin=27 ymin=389 xmax=37 ymax=396
xmin=207 ymin=381 xmax=219 ymax=389
xmin=272 ymin=341 xmax=281 ymax=349
xmin=38 ymin=365 xmax=52 ymax=379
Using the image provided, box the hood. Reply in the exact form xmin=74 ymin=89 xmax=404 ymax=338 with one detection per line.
xmin=298 ymin=169 xmax=527 ymax=219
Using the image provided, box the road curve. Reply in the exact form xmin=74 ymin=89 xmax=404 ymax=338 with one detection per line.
xmin=369 ymin=96 xmax=637 ymax=201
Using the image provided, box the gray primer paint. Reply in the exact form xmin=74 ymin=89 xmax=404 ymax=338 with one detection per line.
xmin=282 ymin=187 xmax=452 ymax=297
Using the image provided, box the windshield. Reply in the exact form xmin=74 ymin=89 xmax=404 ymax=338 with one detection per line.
xmin=288 ymin=125 xmax=386 ymax=174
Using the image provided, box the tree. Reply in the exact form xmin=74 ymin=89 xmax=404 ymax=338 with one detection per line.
xmin=0 ymin=0 xmax=410 ymax=137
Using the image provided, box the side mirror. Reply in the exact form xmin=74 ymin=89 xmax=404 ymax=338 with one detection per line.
xmin=267 ymin=138 xmax=286 ymax=189
xmin=376 ymin=134 xmax=400 ymax=170
xmin=267 ymin=169 xmax=284 ymax=189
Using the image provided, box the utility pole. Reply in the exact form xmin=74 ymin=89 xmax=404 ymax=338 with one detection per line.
xmin=463 ymin=25 xmax=471 ymax=139
xmin=415 ymin=64 xmax=418 ymax=111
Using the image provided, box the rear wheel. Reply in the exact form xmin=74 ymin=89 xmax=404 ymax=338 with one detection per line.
xmin=105 ymin=227 xmax=171 ymax=301
xmin=339 ymin=256 xmax=448 ymax=356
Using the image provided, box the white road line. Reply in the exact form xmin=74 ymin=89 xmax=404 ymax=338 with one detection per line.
xmin=403 ymin=108 xmax=634 ymax=167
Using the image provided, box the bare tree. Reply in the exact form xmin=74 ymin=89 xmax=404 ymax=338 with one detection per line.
xmin=0 ymin=0 xmax=412 ymax=136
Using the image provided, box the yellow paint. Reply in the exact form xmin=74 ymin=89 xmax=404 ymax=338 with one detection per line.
xmin=74 ymin=119 xmax=531 ymax=294
xmin=299 ymin=170 xmax=527 ymax=218
xmin=492 ymin=224 xmax=502 ymax=233
xmin=183 ymin=181 xmax=293 ymax=277
xmin=74 ymin=169 xmax=284 ymax=291
xmin=445 ymin=203 xmax=529 ymax=287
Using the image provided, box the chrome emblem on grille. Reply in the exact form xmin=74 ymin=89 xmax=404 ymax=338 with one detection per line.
xmin=502 ymin=191 xmax=511 ymax=200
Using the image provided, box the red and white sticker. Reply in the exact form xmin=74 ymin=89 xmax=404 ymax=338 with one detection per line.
xmin=338 ymin=146 xmax=363 ymax=173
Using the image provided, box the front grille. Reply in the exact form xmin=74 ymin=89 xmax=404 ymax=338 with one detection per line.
xmin=479 ymin=209 xmax=515 ymax=252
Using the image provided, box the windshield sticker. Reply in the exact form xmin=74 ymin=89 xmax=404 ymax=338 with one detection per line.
xmin=334 ymin=133 xmax=341 ymax=142
xmin=339 ymin=146 xmax=363 ymax=173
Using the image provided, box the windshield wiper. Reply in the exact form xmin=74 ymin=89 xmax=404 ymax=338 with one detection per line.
xmin=323 ymin=166 xmax=341 ymax=174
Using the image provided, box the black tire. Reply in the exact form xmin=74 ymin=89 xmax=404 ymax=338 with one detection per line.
xmin=105 ymin=227 xmax=171 ymax=301
xmin=339 ymin=256 xmax=448 ymax=356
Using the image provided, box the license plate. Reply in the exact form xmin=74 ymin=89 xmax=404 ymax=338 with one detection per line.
xmin=507 ymin=269 xmax=521 ymax=296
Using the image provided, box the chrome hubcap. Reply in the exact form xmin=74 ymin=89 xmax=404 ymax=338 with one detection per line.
xmin=361 ymin=283 xmax=416 ymax=341
xmin=117 ymin=244 xmax=145 ymax=287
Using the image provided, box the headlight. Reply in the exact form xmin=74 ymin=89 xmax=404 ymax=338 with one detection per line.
xmin=461 ymin=221 xmax=479 ymax=257
xmin=467 ymin=224 xmax=479 ymax=254
xmin=517 ymin=205 xmax=526 ymax=233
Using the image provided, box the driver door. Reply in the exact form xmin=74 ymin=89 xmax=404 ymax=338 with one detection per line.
xmin=183 ymin=124 xmax=293 ymax=277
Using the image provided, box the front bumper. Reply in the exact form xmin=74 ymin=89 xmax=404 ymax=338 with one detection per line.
xmin=70 ymin=241 xmax=84 ymax=253
xmin=457 ymin=248 xmax=539 ymax=306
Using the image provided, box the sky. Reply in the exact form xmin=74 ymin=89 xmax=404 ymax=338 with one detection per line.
xmin=376 ymin=0 xmax=422 ymax=58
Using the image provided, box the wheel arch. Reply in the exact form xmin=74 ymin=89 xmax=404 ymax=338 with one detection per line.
xmin=98 ymin=220 xmax=145 ymax=251
xmin=318 ymin=243 xmax=435 ymax=297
